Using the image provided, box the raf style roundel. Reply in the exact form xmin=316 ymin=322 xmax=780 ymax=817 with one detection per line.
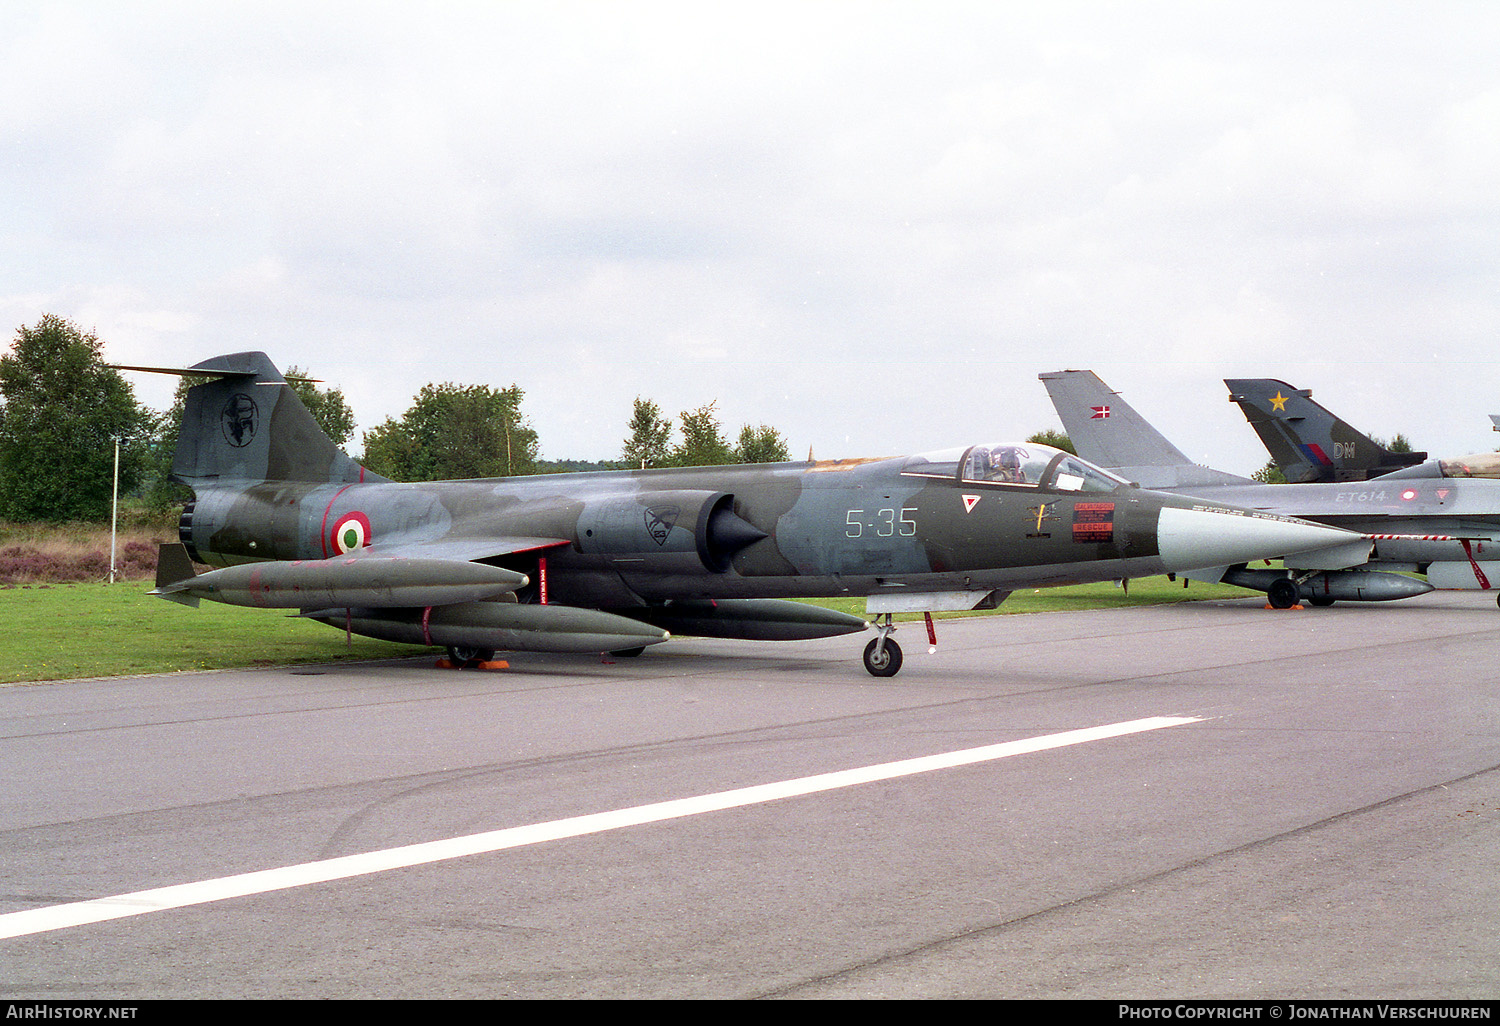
xmin=330 ymin=512 xmax=373 ymax=554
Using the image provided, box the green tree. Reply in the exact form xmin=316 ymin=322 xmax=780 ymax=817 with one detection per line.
xmin=0 ymin=315 xmax=155 ymax=521
xmin=735 ymin=423 xmax=791 ymax=463
xmin=1026 ymin=429 xmax=1075 ymax=455
xmin=621 ymin=397 xmax=673 ymax=469
xmin=362 ymin=382 xmax=538 ymax=481
xmin=284 ymin=365 xmax=357 ymax=447
xmin=1251 ymin=459 xmax=1288 ymax=484
xmin=671 ymin=401 xmax=736 ymax=467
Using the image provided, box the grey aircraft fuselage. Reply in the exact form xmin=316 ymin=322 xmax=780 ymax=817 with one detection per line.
xmin=137 ymin=353 xmax=1369 ymax=675
xmin=1041 ymin=369 xmax=1500 ymax=601
xmin=1164 ymin=477 xmax=1499 ymax=584
xmin=189 ymin=458 xmax=1204 ymax=603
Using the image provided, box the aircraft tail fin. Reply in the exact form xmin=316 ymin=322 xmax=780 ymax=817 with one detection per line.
xmin=1224 ymin=379 xmax=1426 ymax=483
xmin=160 ymin=352 xmax=383 ymax=486
xmin=1039 ymin=370 xmax=1251 ymax=489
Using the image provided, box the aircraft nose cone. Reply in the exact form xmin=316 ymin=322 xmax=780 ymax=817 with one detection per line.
xmin=1155 ymin=506 xmax=1364 ymax=572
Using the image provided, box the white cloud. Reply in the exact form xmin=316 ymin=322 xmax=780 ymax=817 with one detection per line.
xmin=1 ymin=1 xmax=1497 ymax=470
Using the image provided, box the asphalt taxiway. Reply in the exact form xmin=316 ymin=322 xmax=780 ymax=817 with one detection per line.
xmin=0 ymin=593 xmax=1496 ymax=999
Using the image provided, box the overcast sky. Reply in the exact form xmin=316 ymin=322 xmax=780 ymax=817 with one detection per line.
xmin=3 ymin=1 xmax=1497 ymax=473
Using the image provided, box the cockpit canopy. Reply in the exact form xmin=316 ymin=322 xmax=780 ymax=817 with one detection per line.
xmin=901 ymin=443 xmax=1129 ymax=493
xmin=1437 ymin=452 xmax=1500 ymax=479
xmin=1385 ymin=451 xmax=1500 ymax=481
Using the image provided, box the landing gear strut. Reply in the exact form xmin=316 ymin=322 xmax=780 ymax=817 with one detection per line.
xmin=863 ymin=614 xmax=903 ymax=677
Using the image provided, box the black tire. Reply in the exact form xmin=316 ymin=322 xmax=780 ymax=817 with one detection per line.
xmin=1267 ymin=578 xmax=1299 ymax=609
xmin=1309 ymin=596 xmax=1335 ymax=607
xmin=447 ymin=644 xmax=496 ymax=665
xmin=863 ymin=638 xmax=903 ymax=677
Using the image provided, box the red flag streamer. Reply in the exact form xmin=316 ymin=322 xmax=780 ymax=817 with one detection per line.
xmin=1461 ymin=539 xmax=1492 ymax=589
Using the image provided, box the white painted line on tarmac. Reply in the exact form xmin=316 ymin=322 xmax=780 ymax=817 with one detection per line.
xmin=0 ymin=715 xmax=1201 ymax=940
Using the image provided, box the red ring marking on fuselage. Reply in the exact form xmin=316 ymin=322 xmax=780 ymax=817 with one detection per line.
xmin=319 ymin=485 xmax=356 ymax=558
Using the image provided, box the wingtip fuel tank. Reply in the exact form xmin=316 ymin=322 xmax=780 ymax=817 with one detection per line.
xmin=152 ymin=548 xmax=528 ymax=609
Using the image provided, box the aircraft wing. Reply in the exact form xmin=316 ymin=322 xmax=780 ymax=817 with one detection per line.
xmin=347 ymin=536 xmax=571 ymax=565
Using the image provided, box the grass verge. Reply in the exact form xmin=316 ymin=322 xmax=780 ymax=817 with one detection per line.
xmin=1 ymin=576 xmax=1249 ymax=686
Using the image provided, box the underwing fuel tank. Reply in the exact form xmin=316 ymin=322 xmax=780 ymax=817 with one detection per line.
xmin=308 ymin=602 xmax=671 ymax=655
xmin=1221 ymin=567 xmax=1435 ymax=603
xmin=621 ymin=598 xmax=870 ymax=641
xmin=153 ymin=556 xmax=528 ymax=609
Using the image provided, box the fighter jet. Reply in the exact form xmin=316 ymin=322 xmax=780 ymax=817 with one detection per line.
xmin=1224 ymin=378 xmax=1426 ymax=483
xmin=1041 ymin=370 xmax=1500 ymax=607
xmin=129 ymin=353 xmax=1370 ymax=675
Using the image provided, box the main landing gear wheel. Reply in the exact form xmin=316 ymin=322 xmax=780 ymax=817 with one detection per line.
xmin=447 ymin=644 xmax=496 ymax=666
xmin=1267 ymin=578 xmax=1300 ymax=609
xmin=863 ymin=637 xmax=903 ymax=677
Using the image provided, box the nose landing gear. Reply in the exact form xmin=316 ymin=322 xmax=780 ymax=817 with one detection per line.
xmin=863 ymin=613 xmax=903 ymax=677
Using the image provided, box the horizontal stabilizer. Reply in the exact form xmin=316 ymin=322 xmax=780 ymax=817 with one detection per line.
xmin=110 ymin=361 xmax=256 ymax=379
xmin=111 ymin=361 xmax=319 ymax=382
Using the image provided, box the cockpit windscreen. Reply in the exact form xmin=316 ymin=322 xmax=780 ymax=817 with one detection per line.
xmin=902 ymin=443 xmax=1127 ymax=493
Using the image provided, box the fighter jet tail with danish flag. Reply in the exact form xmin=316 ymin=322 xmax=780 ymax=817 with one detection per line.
xmin=1041 ymin=369 xmax=1500 ymax=607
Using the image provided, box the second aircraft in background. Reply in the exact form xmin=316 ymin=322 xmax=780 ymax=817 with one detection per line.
xmin=1041 ymin=370 xmax=1500 ymax=607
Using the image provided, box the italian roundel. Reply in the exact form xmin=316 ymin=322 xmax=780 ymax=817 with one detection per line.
xmin=330 ymin=512 xmax=373 ymax=554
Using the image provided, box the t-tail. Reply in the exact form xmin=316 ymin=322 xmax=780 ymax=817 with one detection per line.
xmin=1038 ymin=370 xmax=1251 ymax=489
xmin=117 ymin=352 xmax=383 ymax=488
xmin=1224 ymin=378 xmax=1426 ymax=483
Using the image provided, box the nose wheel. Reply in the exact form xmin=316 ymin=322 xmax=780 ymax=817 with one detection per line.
xmin=863 ymin=614 xmax=903 ymax=677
